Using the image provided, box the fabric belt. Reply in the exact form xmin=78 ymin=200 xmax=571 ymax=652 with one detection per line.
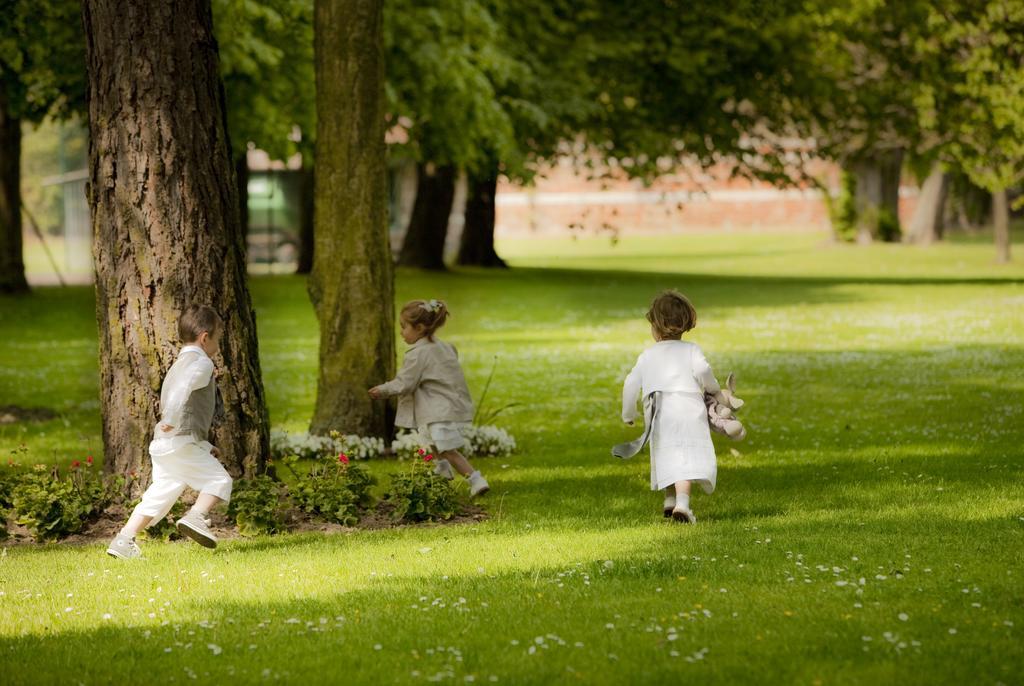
xmin=611 ymin=391 xmax=660 ymax=459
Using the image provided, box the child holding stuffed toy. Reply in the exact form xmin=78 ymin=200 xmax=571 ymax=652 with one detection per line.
xmin=616 ymin=290 xmax=727 ymax=523
xmin=369 ymin=299 xmax=490 ymax=497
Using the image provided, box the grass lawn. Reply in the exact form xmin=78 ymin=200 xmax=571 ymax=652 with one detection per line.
xmin=1 ymin=231 xmax=1023 ymax=684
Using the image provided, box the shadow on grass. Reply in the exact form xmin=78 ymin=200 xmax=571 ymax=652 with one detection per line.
xmin=2 ymin=509 xmax=1022 ymax=685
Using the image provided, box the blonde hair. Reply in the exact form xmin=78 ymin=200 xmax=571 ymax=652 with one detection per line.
xmin=178 ymin=305 xmax=222 ymax=343
xmin=646 ymin=290 xmax=696 ymax=340
xmin=400 ymin=299 xmax=450 ymax=339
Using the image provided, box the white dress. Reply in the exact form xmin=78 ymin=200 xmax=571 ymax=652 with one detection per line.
xmin=621 ymin=340 xmax=720 ymax=493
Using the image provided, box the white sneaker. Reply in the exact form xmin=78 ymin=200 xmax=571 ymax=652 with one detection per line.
xmin=663 ymin=496 xmax=676 ymax=518
xmin=176 ymin=511 xmax=218 ymax=548
xmin=106 ymin=533 xmax=142 ymax=559
xmin=671 ymin=505 xmax=696 ymax=524
xmin=468 ymin=471 xmax=490 ymax=497
xmin=433 ymin=458 xmax=455 ymax=480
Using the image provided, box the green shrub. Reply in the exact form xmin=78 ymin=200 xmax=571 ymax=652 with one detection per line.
xmin=227 ymin=474 xmax=287 ymax=536
xmin=876 ymin=207 xmax=901 ymax=242
xmin=286 ymin=455 xmax=376 ymax=526
xmin=826 ymin=170 xmax=859 ymax=242
xmin=11 ymin=461 xmax=112 ymax=541
xmin=384 ymin=458 xmax=462 ymax=523
xmin=0 ymin=464 xmax=21 ymax=540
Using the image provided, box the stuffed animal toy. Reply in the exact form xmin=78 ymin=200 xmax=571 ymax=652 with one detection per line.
xmin=705 ymin=372 xmax=746 ymax=440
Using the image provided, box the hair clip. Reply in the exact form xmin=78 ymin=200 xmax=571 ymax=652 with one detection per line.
xmin=419 ymin=299 xmax=442 ymax=313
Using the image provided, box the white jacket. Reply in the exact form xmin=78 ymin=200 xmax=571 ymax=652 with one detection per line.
xmin=621 ymin=340 xmax=721 ymax=423
xmin=373 ymin=337 xmax=475 ymax=429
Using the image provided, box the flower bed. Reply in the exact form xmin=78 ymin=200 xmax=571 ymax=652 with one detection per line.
xmin=391 ymin=425 xmax=517 ymax=460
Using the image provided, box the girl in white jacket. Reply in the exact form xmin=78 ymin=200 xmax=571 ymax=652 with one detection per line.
xmin=370 ymin=299 xmax=489 ymax=496
xmin=621 ymin=290 xmax=724 ymax=523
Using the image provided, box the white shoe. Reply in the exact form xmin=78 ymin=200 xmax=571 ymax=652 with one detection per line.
xmin=663 ymin=496 xmax=676 ymax=518
xmin=176 ymin=511 xmax=218 ymax=548
xmin=106 ymin=533 xmax=142 ymax=559
xmin=468 ymin=471 xmax=490 ymax=497
xmin=671 ymin=505 xmax=696 ymax=524
xmin=433 ymin=458 xmax=455 ymax=480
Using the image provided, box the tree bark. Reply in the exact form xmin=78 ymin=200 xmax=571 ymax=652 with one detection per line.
xmin=906 ymin=163 xmax=947 ymax=245
xmin=83 ymin=0 xmax=270 ymax=486
xmin=457 ymin=166 xmax=507 ymax=268
xmin=235 ymin=153 xmax=250 ymax=245
xmin=993 ymin=188 xmax=1011 ymax=263
xmin=309 ymin=0 xmax=394 ymax=437
xmin=296 ymin=165 xmax=314 ymax=274
xmin=0 ymin=91 xmax=28 ymax=295
xmin=850 ymin=149 xmax=903 ymax=243
xmin=398 ymin=162 xmax=456 ymax=270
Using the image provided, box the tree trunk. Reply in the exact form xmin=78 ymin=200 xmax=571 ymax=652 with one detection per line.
xmin=0 ymin=91 xmax=28 ymax=295
xmin=296 ymin=165 xmax=314 ymax=274
xmin=83 ymin=0 xmax=270 ymax=486
xmin=309 ymin=0 xmax=394 ymax=437
xmin=951 ymin=174 xmax=991 ymax=232
xmin=457 ymin=166 xmax=507 ymax=268
xmin=236 ymin=153 xmax=250 ymax=246
xmin=850 ymin=149 xmax=903 ymax=243
xmin=906 ymin=163 xmax=947 ymax=245
xmin=993 ymin=188 xmax=1011 ymax=263
xmin=398 ymin=162 xmax=456 ymax=270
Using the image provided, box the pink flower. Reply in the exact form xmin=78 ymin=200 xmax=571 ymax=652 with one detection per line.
xmin=417 ymin=448 xmax=426 ymax=456
xmin=338 ymin=453 xmax=350 ymax=464
xmin=424 ymin=454 xmax=434 ymax=462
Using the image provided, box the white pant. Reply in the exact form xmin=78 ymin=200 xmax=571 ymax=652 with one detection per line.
xmin=132 ymin=442 xmax=233 ymax=524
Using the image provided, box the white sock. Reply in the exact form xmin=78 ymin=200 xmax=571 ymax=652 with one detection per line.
xmin=468 ymin=470 xmax=482 ymax=481
xmin=676 ymin=494 xmax=690 ymax=511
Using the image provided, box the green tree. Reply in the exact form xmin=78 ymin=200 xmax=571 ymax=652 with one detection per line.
xmin=0 ymin=0 xmax=85 ymax=293
xmin=83 ymin=0 xmax=270 ymax=481
xmin=309 ymin=0 xmax=394 ymax=436
xmin=455 ymin=0 xmax=602 ymax=268
xmin=386 ymin=0 xmax=527 ymax=269
xmin=796 ymin=1 xmax=938 ymax=243
xmin=213 ymin=0 xmax=315 ymax=265
xmin=913 ymin=0 xmax=1024 ymax=262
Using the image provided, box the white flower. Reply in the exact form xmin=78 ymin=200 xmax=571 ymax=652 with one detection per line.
xmin=463 ymin=425 xmax=517 ymax=458
xmin=271 ymin=430 xmax=385 ymax=461
xmin=207 ymin=644 xmax=222 ymax=655
xmin=390 ymin=424 xmax=518 ymax=459
xmin=390 ymin=430 xmax=433 ymax=460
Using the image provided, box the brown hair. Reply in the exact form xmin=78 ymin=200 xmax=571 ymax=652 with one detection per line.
xmin=178 ymin=305 xmax=222 ymax=343
xmin=646 ymin=290 xmax=697 ymax=340
xmin=400 ymin=299 xmax=450 ymax=339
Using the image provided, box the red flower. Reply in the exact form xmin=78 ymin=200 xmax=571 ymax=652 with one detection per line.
xmin=423 ymin=454 xmax=434 ymax=462
xmin=338 ymin=453 xmax=350 ymax=464
xmin=86 ymin=455 xmax=94 ymax=466
xmin=417 ymin=448 xmax=426 ymax=456
xmin=70 ymin=460 xmax=81 ymax=469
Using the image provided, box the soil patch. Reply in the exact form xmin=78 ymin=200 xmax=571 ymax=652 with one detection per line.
xmin=0 ymin=405 xmax=58 ymax=425
xmin=2 ymin=501 xmax=488 ymax=547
